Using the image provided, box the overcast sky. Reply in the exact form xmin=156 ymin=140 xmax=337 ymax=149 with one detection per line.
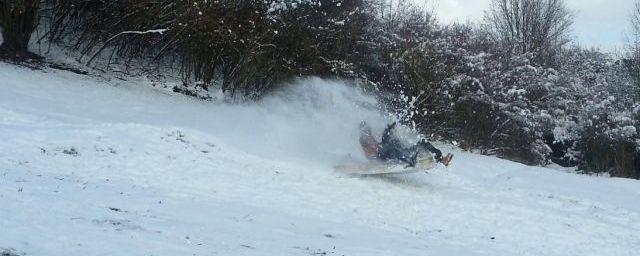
xmin=413 ymin=0 xmax=634 ymax=51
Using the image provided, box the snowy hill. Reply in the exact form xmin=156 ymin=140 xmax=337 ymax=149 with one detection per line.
xmin=1 ymin=63 xmax=639 ymax=256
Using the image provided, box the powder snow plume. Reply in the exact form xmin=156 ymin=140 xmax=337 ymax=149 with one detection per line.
xmin=204 ymin=77 xmax=392 ymax=166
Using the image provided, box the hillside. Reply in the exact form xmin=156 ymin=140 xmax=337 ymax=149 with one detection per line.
xmin=1 ymin=63 xmax=639 ymax=256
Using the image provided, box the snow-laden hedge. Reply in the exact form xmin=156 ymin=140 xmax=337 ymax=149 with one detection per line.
xmin=384 ymin=24 xmax=639 ymax=177
xmin=42 ymin=0 xmax=373 ymax=99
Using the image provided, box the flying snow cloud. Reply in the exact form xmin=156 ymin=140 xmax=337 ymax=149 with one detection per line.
xmin=211 ymin=78 xmax=393 ymax=165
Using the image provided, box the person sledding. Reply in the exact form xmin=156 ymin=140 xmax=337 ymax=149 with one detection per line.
xmin=359 ymin=121 xmax=453 ymax=167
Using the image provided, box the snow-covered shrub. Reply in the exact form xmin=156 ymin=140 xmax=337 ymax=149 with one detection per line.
xmin=551 ymin=48 xmax=639 ymax=177
xmin=348 ymin=1 xmax=445 ymax=120
xmin=42 ymin=0 xmax=175 ymax=70
xmin=386 ymin=25 xmax=559 ymax=165
xmin=444 ymin=52 xmax=557 ymax=164
xmin=43 ymin=0 xmax=374 ymax=99
xmin=578 ymin=112 xmax=639 ymax=178
xmin=385 ymin=28 xmax=638 ymax=171
xmin=573 ymin=96 xmax=639 ymax=178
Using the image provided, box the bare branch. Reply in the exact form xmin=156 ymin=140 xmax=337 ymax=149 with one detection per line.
xmin=86 ymin=29 xmax=169 ymax=65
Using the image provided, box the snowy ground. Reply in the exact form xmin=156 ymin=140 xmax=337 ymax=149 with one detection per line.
xmin=1 ymin=62 xmax=639 ymax=256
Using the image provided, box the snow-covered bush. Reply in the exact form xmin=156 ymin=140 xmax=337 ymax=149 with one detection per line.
xmin=441 ymin=51 xmax=557 ymax=164
xmin=352 ymin=1 xmax=444 ymax=123
xmin=578 ymin=110 xmax=639 ymax=178
xmin=43 ymin=0 xmax=373 ymax=99
xmin=551 ymin=48 xmax=639 ymax=177
xmin=383 ymin=25 xmax=639 ymax=173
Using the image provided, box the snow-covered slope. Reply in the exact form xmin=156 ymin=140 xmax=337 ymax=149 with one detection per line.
xmin=1 ymin=63 xmax=639 ymax=256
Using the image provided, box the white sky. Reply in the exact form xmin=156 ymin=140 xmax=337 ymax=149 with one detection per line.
xmin=413 ymin=0 xmax=634 ymax=51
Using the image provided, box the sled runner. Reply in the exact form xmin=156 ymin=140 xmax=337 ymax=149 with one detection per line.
xmin=335 ymin=155 xmax=436 ymax=176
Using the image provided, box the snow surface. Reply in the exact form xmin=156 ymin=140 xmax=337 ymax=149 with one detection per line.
xmin=1 ymin=63 xmax=640 ymax=255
